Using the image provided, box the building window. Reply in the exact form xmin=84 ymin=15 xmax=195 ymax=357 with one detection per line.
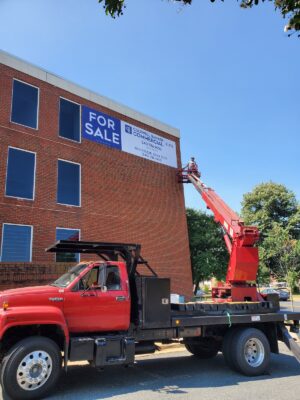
xmin=59 ymin=98 xmax=80 ymax=142
xmin=1 ymin=224 xmax=32 ymax=262
xmin=6 ymin=147 xmax=36 ymax=200
xmin=57 ymin=160 xmax=80 ymax=206
xmin=11 ymin=79 xmax=39 ymax=129
xmin=56 ymin=228 xmax=80 ymax=262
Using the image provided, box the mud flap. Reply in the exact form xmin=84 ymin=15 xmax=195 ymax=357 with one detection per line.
xmin=279 ymin=324 xmax=300 ymax=364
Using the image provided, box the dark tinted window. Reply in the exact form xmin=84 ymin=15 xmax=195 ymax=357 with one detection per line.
xmin=57 ymin=160 xmax=80 ymax=206
xmin=11 ymin=80 xmax=38 ymax=129
xmin=56 ymin=228 xmax=80 ymax=262
xmin=6 ymin=148 xmax=35 ymax=200
xmin=106 ymin=266 xmax=121 ymax=290
xmin=1 ymin=224 xmax=32 ymax=262
xmin=59 ymin=98 xmax=80 ymax=142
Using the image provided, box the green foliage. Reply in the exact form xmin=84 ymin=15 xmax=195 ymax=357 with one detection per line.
xmin=98 ymin=0 xmax=300 ymax=35
xmin=186 ymin=208 xmax=228 ymax=293
xmin=287 ymin=269 xmax=299 ymax=293
xmin=241 ymin=182 xmax=300 ymax=288
xmin=203 ymin=283 xmax=210 ymax=294
xmin=98 ymin=0 xmax=192 ymax=17
xmin=256 ymin=252 xmax=271 ymax=284
xmin=98 ymin=0 xmax=126 ymax=17
xmin=241 ymin=182 xmax=300 ymax=239
xmin=261 ymin=223 xmax=300 ymax=285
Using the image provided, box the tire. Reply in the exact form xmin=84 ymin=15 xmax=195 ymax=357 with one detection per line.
xmin=222 ymin=327 xmax=241 ymax=371
xmin=1 ymin=336 xmax=62 ymax=400
xmin=185 ymin=338 xmax=219 ymax=359
xmin=230 ymin=328 xmax=270 ymax=376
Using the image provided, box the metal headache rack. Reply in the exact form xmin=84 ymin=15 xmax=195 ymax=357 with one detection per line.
xmin=46 ymin=240 xmax=157 ymax=278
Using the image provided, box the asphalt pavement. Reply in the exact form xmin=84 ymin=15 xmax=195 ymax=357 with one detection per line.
xmin=11 ymin=342 xmax=297 ymax=400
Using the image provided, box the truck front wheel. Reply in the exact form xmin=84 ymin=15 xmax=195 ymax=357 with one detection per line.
xmin=185 ymin=338 xmax=219 ymax=359
xmin=1 ymin=336 xmax=62 ymax=400
xmin=230 ymin=328 xmax=270 ymax=376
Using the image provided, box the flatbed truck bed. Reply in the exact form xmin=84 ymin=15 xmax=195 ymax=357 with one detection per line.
xmin=171 ymin=308 xmax=300 ymax=328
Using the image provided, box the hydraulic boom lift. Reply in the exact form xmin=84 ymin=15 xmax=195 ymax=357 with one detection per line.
xmin=178 ymin=158 xmax=262 ymax=302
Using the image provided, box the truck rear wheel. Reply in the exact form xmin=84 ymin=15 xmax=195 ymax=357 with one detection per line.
xmin=230 ymin=328 xmax=270 ymax=376
xmin=185 ymin=338 xmax=219 ymax=359
xmin=222 ymin=327 xmax=241 ymax=370
xmin=1 ymin=336 xmax=62 ymax=400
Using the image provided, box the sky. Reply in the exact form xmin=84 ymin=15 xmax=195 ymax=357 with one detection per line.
xmin=0 ymin=0 xmax=299 ymax=212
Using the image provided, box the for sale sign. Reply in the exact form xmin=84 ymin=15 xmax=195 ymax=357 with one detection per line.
xmin=81 ymin=105 xmax=177 ymax=168
xmin=82 ymin=106 xmax=121 ymax=150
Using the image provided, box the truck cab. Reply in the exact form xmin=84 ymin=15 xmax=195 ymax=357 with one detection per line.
xmin=53 ymin=260 xmax=131 ymax=332
xmin=0 ymin=260 xmax=131 ymax=338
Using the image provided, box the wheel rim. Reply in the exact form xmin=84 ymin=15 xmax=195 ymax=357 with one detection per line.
xmin=244 ymin=338 xmax=265 ymax=367
xmin=16 ymin=350 xmax=52 ymax=391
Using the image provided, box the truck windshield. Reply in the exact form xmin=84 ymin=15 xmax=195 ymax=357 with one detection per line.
xmin=51 ymin=263 xmax=88 ymax=288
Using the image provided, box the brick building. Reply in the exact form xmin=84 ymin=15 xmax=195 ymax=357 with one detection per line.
xmin=0 ymin=51 xmax=192 ymax=297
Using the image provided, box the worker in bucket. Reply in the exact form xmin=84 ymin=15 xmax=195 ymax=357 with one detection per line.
xmin=184 ymin=157 xmax=200 ymax=177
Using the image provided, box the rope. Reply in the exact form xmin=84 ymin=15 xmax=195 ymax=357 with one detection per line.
xmin=225 ymin=311 xmax=232 ymax=327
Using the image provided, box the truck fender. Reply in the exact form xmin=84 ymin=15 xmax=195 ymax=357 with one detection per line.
xmin=0 ymin=305 xmax=69 ymax=342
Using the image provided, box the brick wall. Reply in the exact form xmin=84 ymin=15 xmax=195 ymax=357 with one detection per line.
xmin=0 ymin=63 xmax=193 ymax=298
xmin=0 ymin=263 xmax=72 ymax=290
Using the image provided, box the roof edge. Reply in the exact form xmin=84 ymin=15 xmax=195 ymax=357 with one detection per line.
xmin=0 ymin=50 xmax=180 ymax=138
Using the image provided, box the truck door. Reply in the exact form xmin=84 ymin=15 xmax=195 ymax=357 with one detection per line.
xmin=63 ymin=264 xmax=130 ymax=332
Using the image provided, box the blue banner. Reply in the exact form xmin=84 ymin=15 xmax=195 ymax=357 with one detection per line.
xmin=81 ymin=106 xmax=121 ymax=150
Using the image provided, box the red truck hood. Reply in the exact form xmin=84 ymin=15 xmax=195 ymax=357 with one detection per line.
xmin=0 ymin=285 xmax=65 ymax=308
xmin=1 ymin=285 xmax=59 ymax=296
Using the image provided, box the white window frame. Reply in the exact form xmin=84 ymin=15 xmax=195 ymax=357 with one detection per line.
xmin=5 ymin=146 xmax=37 ymax=201
xmin=1 ymin=223 xmax=33 ymax=262
xmin=57 ymin=158 xmax=81 ymax=207
xmin=55 ymin=227 xmax=81 ymax=262
xmin=10 ymin=78 xmax=40 ymax=130
xmin=58 ymin=97 xmax=81 ymax=143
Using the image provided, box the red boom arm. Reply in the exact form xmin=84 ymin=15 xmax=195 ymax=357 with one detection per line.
xmin=178 ymin=160 xmax=261 ymax=302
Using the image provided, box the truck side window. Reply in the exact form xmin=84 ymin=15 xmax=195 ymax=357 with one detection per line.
xmin=86 ymin=267 xmax=99 ymax=288
xmin=106 ymin=266 xmax=121 ymax=291
xmin=77 ymin=267 xmax=99 ymax=291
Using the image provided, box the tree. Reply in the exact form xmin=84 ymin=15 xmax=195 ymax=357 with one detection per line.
xmin=186 ymin=208 xmax=228 ymax=294
xmin=241 ymin=182 xmax=300 ymax=288
xmin=241 ymin=182 xmax=300 ymax=239
xmin=260 ymin=223 xmax=300 ymax=291
xmin=98 ymin=0 xmax=300 ymax=36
